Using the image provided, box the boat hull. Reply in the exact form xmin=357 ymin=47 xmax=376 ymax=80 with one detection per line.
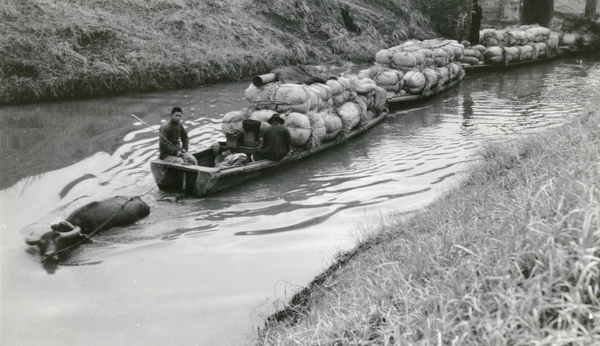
xmin=387 ymin=76 xmax=463 ymax=106
xmin=150 ymin=112 xmax=388 ymax=197
xmin=462 ymin=52 xmax=563 ymax=73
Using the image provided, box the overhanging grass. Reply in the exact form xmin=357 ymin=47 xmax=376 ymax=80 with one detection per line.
xmin=257 ymin=100 xmax=600 ymax=344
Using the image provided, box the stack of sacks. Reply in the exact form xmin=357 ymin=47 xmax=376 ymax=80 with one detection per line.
xmin=375 ymin=49 xmax=425 ymax=71
xmin=507 ymin=30 xmax=528 ymax=46
xmin=244 ymin=83 xmax=322 ymax=114
xmin=474 ymin=25 xmax=559 ymax=65
xmin=561 ymin=32 xmax=599 ymax=50
xmin=518 ymin=45 xmax=534 ymax=61
xmin=560 ymin=32 xmax=581 ymax=48
xmin=480 ymin=29 xmax=509 ymax=47
xmin=352 ymin=73 xmax=388 ymax=112
xmin=336 ymin=99 xmax=365 ymax=133
xmin=374 ymin=39 xmax=464 ymax=72
xmin=317 ymin=108 xmax=343 ymax=141
xmin=225 ymin=66 xmax=388 ymax=149
xmin=483 ymin=46 xmax=504 ymax=64
xmin=307 ymin=83 xmax=334 ymax=110
xmin=326 ymin=76 xmax=357 ymax=108
xmin=373 ymin=69 xmax=403 ymax=94
xmin=532 ymin=42 xmax=548 ymax=59
xmin=284 ymin=112 xmax=313 ymax=147
xmin=372 ymin=39 xmax=465 ymax=95
xmin=402 ymin=71 xmax=427 ymax=94
xmin=221 ymin=110 xmax=247 ymax=134
xmin=501 ymin=46 xmax=520 ymax=64
xmin=460 ymin=45 xmax=486 ymax=65
xmin=521 ymin=25 xmax=551 ymax=43
xmin=243 ymin=82 xmax=329 ymax=147
xmin=421 ymin=68 xmax=439 ymax=92
xmin=357 ymin=65 xmax=406 ymax=99
xmin=547 ymin=33 xmax=560 ymax=51
xmin=581 ymin=33 xmax=598 ymax=49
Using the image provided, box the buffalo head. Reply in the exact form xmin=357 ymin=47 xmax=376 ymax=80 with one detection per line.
xmin=26 ymin=220 xmax=82 ymax=261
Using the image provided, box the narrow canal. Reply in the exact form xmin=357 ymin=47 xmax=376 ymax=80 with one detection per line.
xmin=1 ymin=55 xmax=599 ymax=345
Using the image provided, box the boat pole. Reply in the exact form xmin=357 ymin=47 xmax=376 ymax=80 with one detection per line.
xmin=130 ymin=113 xmax=180 ymax=152
xmin=131 ymin=114 xmax=191 ymax=193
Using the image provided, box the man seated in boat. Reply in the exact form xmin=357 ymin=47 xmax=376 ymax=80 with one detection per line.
xmin=251 ymin=113 xmax=292 ymax=162
xmin=159 ymin=107 xmax=198 ymax=165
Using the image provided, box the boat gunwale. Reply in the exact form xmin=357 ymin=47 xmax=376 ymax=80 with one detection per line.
xmin=150 ymin=111 xmax=389 ymax=177
xmin=461 ymin=51 xmax=564 ymax=72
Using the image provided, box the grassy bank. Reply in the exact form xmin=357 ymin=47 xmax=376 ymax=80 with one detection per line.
xmin=0 ymin=0 xmax=471 ymax=105
xmin=257 ymin=100 xmax=600 ymax=344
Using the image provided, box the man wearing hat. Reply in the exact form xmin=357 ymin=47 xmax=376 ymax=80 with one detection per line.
xmin=252 ymin=113 xmax=292 ymax=161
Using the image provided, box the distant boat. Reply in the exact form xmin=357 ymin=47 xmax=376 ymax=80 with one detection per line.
xmin=461 ymin=51 xmax=564 ymax=73
xmin=150 ymin=111 xmax=388 ymax=197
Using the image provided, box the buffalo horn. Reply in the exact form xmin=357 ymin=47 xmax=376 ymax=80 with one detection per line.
xmin=56 ymin=226 xmax=82 ymax=239
xmin=26 ymin=238 xmax=41 ymax=246
xmin=51 ymin=220 xmax=77 ymax=231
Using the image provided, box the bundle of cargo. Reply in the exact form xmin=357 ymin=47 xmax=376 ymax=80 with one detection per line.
xmin=483 ymin=46 xmax=504 ymax=64
xmin=532 ymin=42 xmax=548 ymax=59
xmin=506 ymin=30 xmax=528 ymax=46
xmin=480 ymin=26 xmax=556 ymax=48
xmin=244 ymin=83 xmax=322 ymax=114
xmin=560 ymin=32 xmax=582 ymax=48
xmin=480 ymin=29 xmax=508 ymax=47
xmin=501 ymin=46 xmax=520 ymax=64
xmin=581 ymin=33 xmax=599 ymax=49
xmin=520 ymin=25 xmax=552 ymax=43
xmin=459 ymin=45 xmax=486 ymax=65
xmin=375 ymin=49 xmax=426 ymax=71
xmin=560 ymin=32 xmax=599 ymax=50
xmin=374 ymin=39 xmax=464 ymax=72
xmin=220 ymin=65 xmax=388 ymax=150
xmin=326 ymin=76 xmax=357 ymax=108
xmin=352 ymin=72 xmax=389 ymax=112
xmin=371 ymin=39 xmax=465 ymax=96
xmin=547 ymin=33 xmax=560 ymax=51
xmin=470 ymin=25 xmax=561 ymax=66
xmin=318 ymin=108 xmax=343 ymax=142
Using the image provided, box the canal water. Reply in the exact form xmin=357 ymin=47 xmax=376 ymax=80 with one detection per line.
xmin=1 ymin=55 xmax=599 ymax=345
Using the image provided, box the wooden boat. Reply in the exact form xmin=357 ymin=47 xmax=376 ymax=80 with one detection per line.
xmin=150 ymin=111 xmax=388 ymax=197
xmin=387 ymin=76 xmax=463 ymax=106
xmin=461 ymin=51 xmax=564 ymax=73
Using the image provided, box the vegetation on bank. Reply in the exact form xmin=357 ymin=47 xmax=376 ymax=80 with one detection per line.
xmin=0 ymin=0 xmax=471 ymax=105
xmin=257 ymin=100 xmax=600 ymax=344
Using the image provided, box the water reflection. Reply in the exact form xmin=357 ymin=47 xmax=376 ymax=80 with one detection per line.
xmin=0 ymin=55 xmax=599 ymax=346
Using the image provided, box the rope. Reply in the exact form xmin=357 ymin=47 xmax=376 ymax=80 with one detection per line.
xmin=49 ymin=197 xmax=135 ymax=258
xmin=46 ymin=114 xmax=184 ymax=259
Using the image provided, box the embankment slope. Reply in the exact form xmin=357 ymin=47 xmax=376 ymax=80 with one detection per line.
xmin=0 ymin=0 xmax=470 ymax=105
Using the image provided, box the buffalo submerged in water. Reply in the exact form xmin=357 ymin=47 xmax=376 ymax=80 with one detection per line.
xmin=25 ymin=196 xmax=150 ymax=262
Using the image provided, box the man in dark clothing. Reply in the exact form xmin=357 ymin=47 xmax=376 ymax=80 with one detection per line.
xmin=159 ymin=107 xmax=198 ymax=165
xmin=468 ymin=0 xmax=483 ymax=46
xmin=252 ymin=113 xmax=291 ymax=161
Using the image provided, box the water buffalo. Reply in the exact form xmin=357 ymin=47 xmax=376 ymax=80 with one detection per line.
xmin=26 ymin=196 xmax=150 ymax=261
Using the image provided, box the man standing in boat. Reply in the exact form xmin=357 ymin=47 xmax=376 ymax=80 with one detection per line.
xmin=252 ymin=113 xmax=291 ymax=161
xmin=159 ymin=107 xmax=198 ymax=165
xmin=468 ymin=0 xmax=483 ymax=46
